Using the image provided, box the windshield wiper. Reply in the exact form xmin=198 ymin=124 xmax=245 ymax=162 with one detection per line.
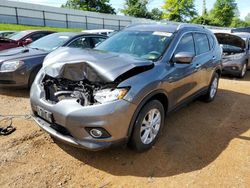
xmin=29 ymin=47 xmax=47 ymax=51
xmin=30 ymin=47 xmax=40 ymax=50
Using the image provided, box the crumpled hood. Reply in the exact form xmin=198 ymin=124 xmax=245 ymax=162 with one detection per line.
xmin=0 ymin=47 xmax=48 ymax=63
xmin=43 ymin=47 xmax=154 ymax=83
xmin=215 ymin=33 xmax=246 ymax=49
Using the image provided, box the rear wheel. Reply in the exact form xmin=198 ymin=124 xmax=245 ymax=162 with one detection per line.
xmin=239 ymin=63 xmax=247 ymax=78
xmin=202 ymin=73 xmax=219 ymax=102
xmin=129 ymin=100 xmax=165 ymax=152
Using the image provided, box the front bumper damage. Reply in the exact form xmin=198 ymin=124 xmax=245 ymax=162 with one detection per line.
xmin=30 ymin=83 xmax=137 ymax=150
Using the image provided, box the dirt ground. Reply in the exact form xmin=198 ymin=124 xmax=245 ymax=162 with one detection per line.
xmin=0 ymin=73 xmax=249 ymax=188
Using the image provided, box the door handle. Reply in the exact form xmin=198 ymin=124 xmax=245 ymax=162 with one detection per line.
xmin=167 ymin=76 xmax=175 ymax=83
xmin=195 ymin=64 xmax=202 ymax=69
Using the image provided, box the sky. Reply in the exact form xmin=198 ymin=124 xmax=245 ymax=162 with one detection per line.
xmin=11 ymin=0 xmax=250 ymax=20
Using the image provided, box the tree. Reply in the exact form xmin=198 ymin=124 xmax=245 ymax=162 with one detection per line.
xmin=162 ymin=0 xmax=197 ymax=22
xmin=230 ymin=17 xmax=249 ymax=28
xmin=192 ymin=15 xmax=212 ymax=25
xmin=121 ymin=0 xmax=151 ymax=19
xmin=62 ymin=0 xmax=116 ymax=14
xmin=150 ymin=8 xmax=163 ymax=20
xmin=245 ymin=13 xmax=250 ymax=24
xmin=192 ymin=0 xmax=211 ymax=25
xmin=209 ymin=0 xmax=237 ymax=27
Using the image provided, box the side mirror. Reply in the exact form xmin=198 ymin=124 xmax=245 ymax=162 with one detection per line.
xmin=23 ymin=38 xmax=33 ymax=45
xmin=174 ymin=52 xmax=194 ymax=64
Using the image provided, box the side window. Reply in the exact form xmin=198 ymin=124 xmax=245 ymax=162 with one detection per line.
xmin=194 ymin=33 xmax=210 ymax=55
xmin=68 ymin=37 xmax=91 ymax=48
xmin=29 ymin=33 xmax=48 ymax=41
xmin=207 ymin=34 xmax=215 ymax=50
xmin=91 ymin=37 xmax=106 ymax=47
xmin=174 ymin=33 xmax=195 ymax=55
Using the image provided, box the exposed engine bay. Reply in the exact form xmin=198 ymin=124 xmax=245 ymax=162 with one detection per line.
xmin=215 ymin=33 xmax=247 ymax=62
xmin=221 ymin=42 xmax=246 ymax=57
xmin=42 ymin=75 xmax=116 ymax=106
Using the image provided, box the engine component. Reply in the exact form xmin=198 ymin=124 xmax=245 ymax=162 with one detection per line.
xmin=42 ymin=75 xmax=101 ymax=106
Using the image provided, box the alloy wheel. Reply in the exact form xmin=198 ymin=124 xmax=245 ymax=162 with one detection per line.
xmin=210 ymin=77 xmax=218 ymax=99
xmin=140 ymin=108 xmax=161 ymax=144
xmin=241 ymin=64 xmax=247 ymax=77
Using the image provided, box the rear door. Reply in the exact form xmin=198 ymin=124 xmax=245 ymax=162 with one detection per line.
xmin=193 ymin=33 xmax=214 ymax=89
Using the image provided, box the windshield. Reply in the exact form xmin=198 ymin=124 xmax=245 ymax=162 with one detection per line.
xmin=96 ymin=31 xmax=173 ymax=61
xmin=7 ymin=31 xmax=30 ymax=40
xmin=28 ymin=33 xmax=71 ymax=51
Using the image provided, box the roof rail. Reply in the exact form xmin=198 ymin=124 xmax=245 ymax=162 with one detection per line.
xmin=177 ymin=23 xmax=205 ymax=30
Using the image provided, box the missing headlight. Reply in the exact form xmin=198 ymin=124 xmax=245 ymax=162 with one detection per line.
xmin=41 ymin=75 xmax=119 ymax=106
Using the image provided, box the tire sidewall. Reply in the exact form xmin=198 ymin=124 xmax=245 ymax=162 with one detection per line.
xmin=207 ymin=73 xmax=219 ymax=102
xmin=240 ymin=63 xmax=247 ymax=78
xmin=130 ymin=100 xmax=165 ymax=152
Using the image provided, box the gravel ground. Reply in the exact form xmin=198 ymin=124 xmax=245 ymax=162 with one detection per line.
xmin=0 ymin=73 xmax=249 ymax=188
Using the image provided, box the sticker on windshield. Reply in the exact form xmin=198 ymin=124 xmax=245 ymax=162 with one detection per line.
xmin=59 ymin=36 xmax=70 ymax=39
xmin=153 ymin=32 xmax=172 ymax=37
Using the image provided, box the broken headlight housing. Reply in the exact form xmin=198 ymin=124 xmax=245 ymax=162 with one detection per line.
xmin=94 ymin=88 xmax=129 ymax=103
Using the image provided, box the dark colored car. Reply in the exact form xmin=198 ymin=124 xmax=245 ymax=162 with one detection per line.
xmin=0 ymin=31 xmax=16 ymax=38
xmin=0 ymin=30 xmax=54 ymax=51
xmin=215 ymin=32 xmax=249 ymax=78
xmin=0 ymin=32 xmax=107 ymax=87
xmin=31 ymin=23 xmax=222 ymax=151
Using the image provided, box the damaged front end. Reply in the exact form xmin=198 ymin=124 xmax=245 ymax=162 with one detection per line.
xmin=30 ymin=48 xmax=155 ymax=150
xmin=215 ymin=33 xmax=247 ymax=75
xmin=41 ymin=75 xmax=129 ymax=106
xmin=39 ymin=49 xmax=154 ymax=105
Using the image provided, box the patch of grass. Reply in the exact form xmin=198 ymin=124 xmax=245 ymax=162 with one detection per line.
xmin=0 ymin=23 xmax=82 ymax=32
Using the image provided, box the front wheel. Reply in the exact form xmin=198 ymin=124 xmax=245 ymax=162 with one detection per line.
xmin=129 ymin=100 xmax=165 ymax=152
xmin=202 ymin=73 xmax=219 ymax=102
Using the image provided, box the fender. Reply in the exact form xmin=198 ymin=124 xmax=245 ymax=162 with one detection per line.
xmin=126 ymin=89 xmax=169 ymax=139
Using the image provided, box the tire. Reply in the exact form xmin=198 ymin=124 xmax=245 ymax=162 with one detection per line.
xmin=129 ymin=100 xmax=165 ymax=152
xmin=202 ymin=73 xmax=219 ymax=103
xmin=239 ymin=63 xmax=247 ymax=78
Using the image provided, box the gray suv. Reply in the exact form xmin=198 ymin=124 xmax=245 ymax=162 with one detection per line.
xmin=30 ymin=23 xmax=222 ymax=151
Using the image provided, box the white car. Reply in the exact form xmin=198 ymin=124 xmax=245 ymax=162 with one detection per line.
xmin=81 ymin=29 xmax=114 ymax=36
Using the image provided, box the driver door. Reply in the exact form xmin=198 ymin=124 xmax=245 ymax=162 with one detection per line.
xmin=166 ymin=33 xmax=201 ymax=106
